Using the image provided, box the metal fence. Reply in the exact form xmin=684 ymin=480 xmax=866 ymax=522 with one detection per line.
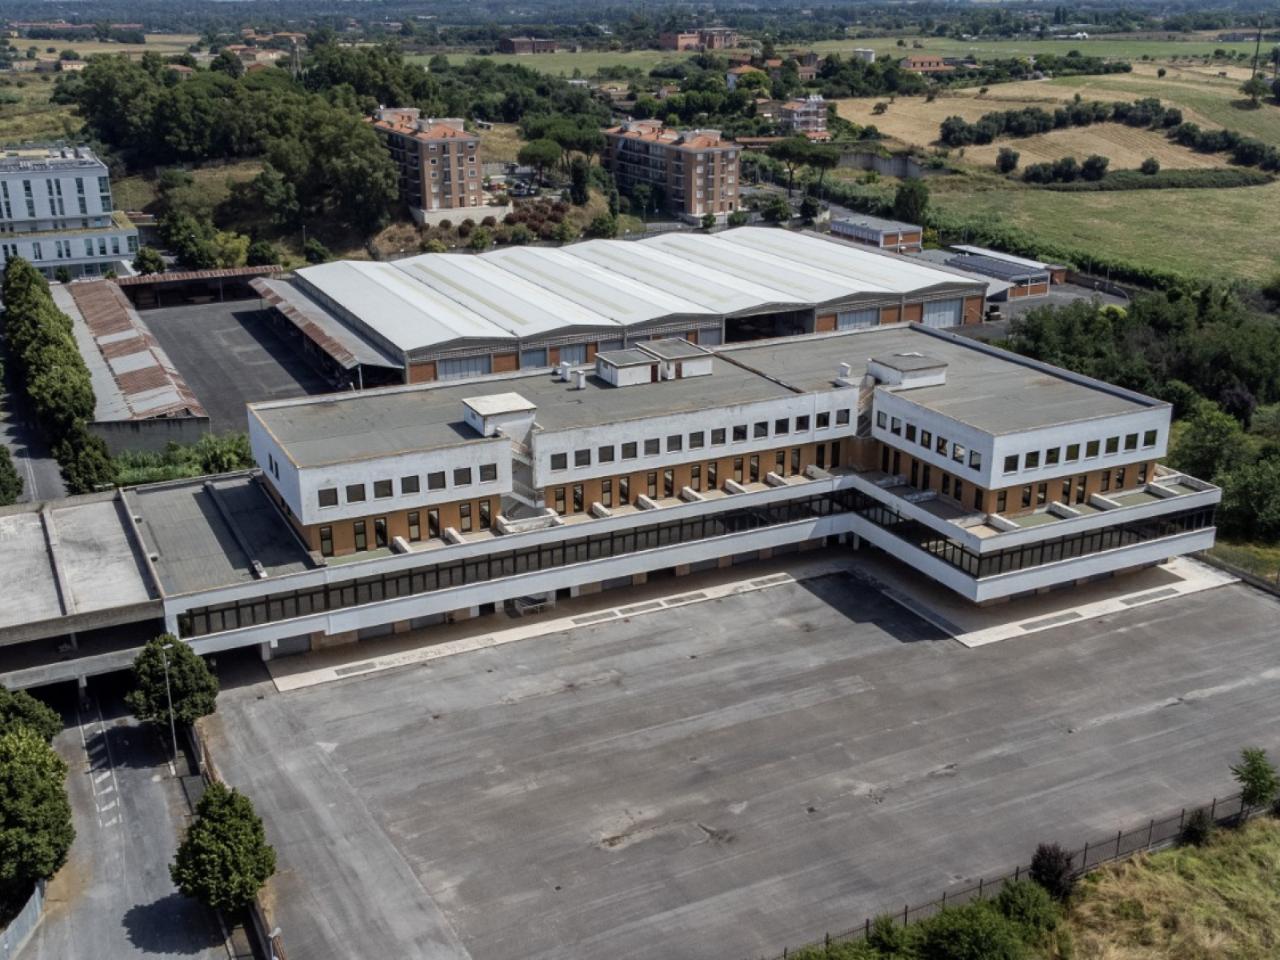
xmin=0 ymin=881 xmax=45 ymax=960
xmin=759 ymin=790 xmax=1255 ymax=959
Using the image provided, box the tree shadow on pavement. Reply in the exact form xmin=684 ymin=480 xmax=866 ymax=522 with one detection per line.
xmin=123 ymin=892 xmax=223 ymax=955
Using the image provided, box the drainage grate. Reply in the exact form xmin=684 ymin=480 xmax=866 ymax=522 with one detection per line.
xmin=751 ymin=574 xmax=791 ymax=587
xmin=1121 ymin=586 xmax=1180 ymax=606
xmin=334 ymin=662 xmax=378 ymax=678
xmin=664 ymin=592 xmax=708 ymax=606
xmin=572 ymin=611 xmax=617 ymax=625
xmin=1020 ymin=611 xmax=1083 ymax=631
xmin=618 ymin=601 xmax=663 ymax=615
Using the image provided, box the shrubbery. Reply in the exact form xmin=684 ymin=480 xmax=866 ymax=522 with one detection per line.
xmin=1040 ymin=167 xmax=1271 ymax=191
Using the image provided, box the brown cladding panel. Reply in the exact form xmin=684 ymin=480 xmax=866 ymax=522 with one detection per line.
xmin=879 ymin=305 xmax=901 ymax=325
xmin=492 ymin=352 xmax=519 ymax=374
xmin=902 ymin=302 xmax=923 ymax=324
xmin=408 ymin=361 xmax=436 ymax=383
xmin=815 ymin=314 xmax=837 ymax=333
xmin=963 ymin=296 xmax=984 ymax=324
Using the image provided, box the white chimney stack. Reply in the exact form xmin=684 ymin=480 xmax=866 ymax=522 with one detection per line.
xmin=838 ymin=362 xmax=851 ymax=379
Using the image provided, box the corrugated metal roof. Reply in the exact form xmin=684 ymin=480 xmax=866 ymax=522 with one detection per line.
xmin=252 ymin=277 xmax=401 ymax=371
xmin=61 ymin=281 xmax=206 ymax=422
xmin=952 ymin=244 xmax=1067 ymax=272
xmin=295 ymin=260 xmax=514 ymax=355
xmin=115 ymin=265 xmax=282 ymax=286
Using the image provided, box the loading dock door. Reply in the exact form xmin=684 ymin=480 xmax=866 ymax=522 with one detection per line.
xmin=922 ymin=298 xmax=964 ymax=328
xmin=836 ymin=307 xmax=879 ymax=330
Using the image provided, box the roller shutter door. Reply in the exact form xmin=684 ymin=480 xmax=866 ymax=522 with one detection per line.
xmin=520 ymin=348 xmax=548 ymax=368
xmin=922 ymin=298 xmax=963 ymax=328
xmin=437 ymin=355 xmax=492 ymax=380
xmin=837 ymin=307 xmax=879 ymax=330
xmin=558 ymin=344 xmax=587 ymax=364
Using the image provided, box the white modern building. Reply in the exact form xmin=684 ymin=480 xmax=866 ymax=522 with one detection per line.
xmin=0 ymin=145 xmax=138 ymax=279
xmin=0 ymin=325 xmax=1218 ymax=690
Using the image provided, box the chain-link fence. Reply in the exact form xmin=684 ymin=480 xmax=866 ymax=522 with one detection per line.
xmin=758 ymin=790 xmax=1256 ymax=959
xmin=0 ymin=881 xmax=45 ymax=960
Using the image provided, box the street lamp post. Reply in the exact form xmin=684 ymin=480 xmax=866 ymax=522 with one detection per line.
xmin=161 ymin=641 xmax=177 ymax=770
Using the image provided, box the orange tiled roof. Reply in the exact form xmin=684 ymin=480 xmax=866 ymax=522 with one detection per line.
xmin=373 ymin=114 xmax=475 ymax=142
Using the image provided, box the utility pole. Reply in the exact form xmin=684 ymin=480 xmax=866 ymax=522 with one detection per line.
xmin=1251 ymin=15 xmax=1263 ymax=79
xmin=161 ymin=641 xmax=177 ymax=773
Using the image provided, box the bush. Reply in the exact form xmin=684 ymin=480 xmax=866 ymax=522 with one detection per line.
xmin=132 ymin=245 xmax=165 ymax=275
xmin=1180 ymin=807 xmax=1214 ymax=846
xmin=1081 ymin=154 xmax=1109 ymax=181
xmin=866 ymin=913 xmax=910 ymax=953
xmin=1029 ymin=843 xmax=1075 ymax=902
xmin=245 ymin=239 xmax=279 ymax=267
xmin=727 ymin=210 xmax=749 ymax=227
xmin=481 ymin=215 xmax=497 ymax=228
xmin=0 ymin=686 xmax=60 ymax=743
xmin=996 ymin=147 xmax=1020 ymax=174
xmin=437 ymin=219 xmax=452 ymax=231
xmin=917 ymin=904 xmax=1026 ymax=960
xmin=467 ymin=227 xmax=493 ymax=251
xmin=302 ymin=237 xmax=330 ymax=264
xmin=0 ymin=446 xmax=21 ymax=507
xmin=585 ymin=213 xmax=617 ymax=238
xmin=170 ymin=781 xmax=275 ymax=912
xmin=1140 ymin=156 xmax=1160 ymax=175
xmin=995 ymin=880 xmax=1058 ymax=939
xmin=0 ymin=727 xmax=74 ymax=923
xmin=1041 ymin=167 xmax=1270 ymax=191
xmin=1231 ymin=747 xmax=1279 ymax=810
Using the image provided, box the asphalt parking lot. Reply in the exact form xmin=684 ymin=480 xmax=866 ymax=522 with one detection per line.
xmin=141 ymin=301 xmax=331 ymax=433
xmin=207 ymin=574 xmax=1280 ymax=960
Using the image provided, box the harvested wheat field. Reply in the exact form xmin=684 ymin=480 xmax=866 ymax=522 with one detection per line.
xmin=964 ymin=123 xmax=1225 ymax=169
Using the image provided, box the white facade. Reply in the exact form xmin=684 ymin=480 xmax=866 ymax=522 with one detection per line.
xmin=0 ymin=146 xmax=138 ymax=278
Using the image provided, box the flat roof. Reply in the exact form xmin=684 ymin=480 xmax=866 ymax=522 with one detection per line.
xmin=832 ymin=214 xmax=921 ymax=234
xmin=952 ymin=244 xmax=1067 ymax=272
xmin=946 ymin=254 xmax=1048 ymax=283
xmin=253 ymin=355 xmax=794 ymax=463
xmin=723 ymin=326 xmax=1155 ymax=434
xmin=871 ymin=353 xmax=946 ymax=372
xmin=640 ymin=338 xmax=710 ymax=361
xmin=128 ymin=475 xmax=312 ymax=595
xmin=597 ymin=348 xmax=656 ymax=368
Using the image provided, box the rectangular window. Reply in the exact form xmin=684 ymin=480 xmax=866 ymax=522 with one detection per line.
xmin=663 ymin=469 xmax=674 ymax=497
xmin=775 ymin=450 xmax=786 ymax=475
xmin=1021 ymin=485 xmax=1032 ymax=508
xmin=459 ymin=503 xmax=473 ymax=532
xmin=601 ymin=479 xmax=613 ymax=507
xmin=1025 ymin=451 xmax=1040 ymax=470
xmin=814 ymin=413 xmax=828 ymax=430
xmin=952 ymin=442 xmax=965 ymax=464
xmin=707 ymin=462 xmax=718 ymax=489
xmin=428 ymin=471 xmax=445 ymax=490
xmin=1142 ymin=430 xmax=1157 ymax=448
xmin=689 ymin=431 xmax=705 ymax=449
xmin=837 ymin=409 xmax=850 ymax=426
xmin=374 ymin=517 xmax=388 ymax=549
xmin=1138 ymin=463 xmax=1149 ymax=484
xmin=996 ymin=491 xmax=1007 ymax=513
xmin=749 ymin=456 xmax=760 ymax=483
xmin=479 ymin=463 xmax=497 ymax=483
xmin=733 ymin=458 xmax=744 ymax=483
xmin=941 ymin=474 xmax=951 ymax=496
xmin=644 ymin=438 xmax=660 ymax=456
xmin=408 ymin=512 xmax=421 ymax=542
xmin=401 ymin=475 xmax=420 ymax=495
xmin=667 ymin=434 xmax=682 ymax=452
xmin=572 ymin=484 xmax=584 ymax=512
xmin=598 ymin=445 xmax=615 ymax=463
xmin=1124 ymin=433 xmax=1138 ymax=452
xmin=353 ymin=520 xmax=367 ymax=551
xmin=776 ymin=418 xmax=791 ymax=435
xmin=733 ymin=425 xmax=748 ymax=442
xmin=619 ymin=476 xmax=630 ymax=503
xmin=920 ymin=430 xmax=932 ymax=449
xmin=554 ymin=488 xmax=566 ymax=515
xmin=791 ymin=448 xmax=801 ymax=474
xmin=876 ymin=411 xmax=887 ymax=429
xmin=753 ymin=421 xmax=768 ymax=439
xmin=795 ymin=415 xmax=810 ymax=432
xmin=574 ymin=449 xmax=591 ymax=467
xmin=1101 ymin=470 xmax=1111 ymax=492
xmin=712 ymin=428 xmax=727 ymax=445
xmin=1105 ymin=436 xmax=1119 ymax=455
xmin=936 ymin=436 xmax=947 ymax=455
xmin=1036 ymin=482 xmax=1047 ymax=505
xmin=428 ymin=509 xmax=440 ymax=537
xmin=1086 ymin=440 xmax=1100 ymax=458
xmin=318 ymin=488 xmax=338 ymax=508
xmin=1045 ymin=448 xmax=1060 ymax=467
xmin=622 ymin=442 xmax=638 ymax=459
xmin=479 ymin=501 xmax=491 ymax=530
xmin=905 ymin=424 xmax=917 ymax=442
xmin=373 ymin=479 xmax=393 ymax=499
xmin=551 ymin=452 xmax=568 ymax=471
xmin=691 ymin=464 xmax=702 ymax=490
xmin=954 ymin=479 xmax=963 ymax=502
xmin=1115 ymin=467 xmax=1126 ymax=488
xmin=346 ymin=483 xmax=366 ymax=503
xmin=1061 ymin=479 xmax=1071 ymax=502
xmin=453 ymin=467 xmax=472 ymax=486
xmin=319 ymin=526 xmax=333 ymax=557
xmin=968 ymin=450 xmax=981 ymax=470
xmin=646 ymin=472 xmax=657 ymax=498
xmin=1065 ymin=444 xmax=1080 ymax=462
xmin=891 ymin=418 xmax=902 ymax=436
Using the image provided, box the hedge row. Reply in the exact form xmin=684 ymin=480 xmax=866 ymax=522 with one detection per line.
xmin=1041 ymin=167 xmax=1274 ymax=192
xmin=940 ymin=96 xmax=1182 ymax=148
xmin=1 ymin=258 xmax=116 ymax=494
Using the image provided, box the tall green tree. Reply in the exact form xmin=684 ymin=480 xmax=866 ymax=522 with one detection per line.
xmin=171 ymin=782 xmax=276 ymax=912
xmin=0 ymin=727 xmax=74 ymax=916
xmin=0 ymin=446 xmax=21 ymax=507
xmin=892 ymin=179 xmax=930 ymax=225
xmin=125 ymin=635 xmax=219 ymax=728
xmin=1170 ymin=401 xmax=1248 ymax=480
xmin=0 ymin=687 xmax=60 ymax=743
xmin=766 ymin=136 xmax=811 ymax=196
xmin=132 ymin=246 xmax=165 ymax=275
xmin=517 ymin=139 xmax=562 ymax=185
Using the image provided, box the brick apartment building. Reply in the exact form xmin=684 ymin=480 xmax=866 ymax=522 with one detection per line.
xmin=498 ymin=37 xmax=558 ymax=54
xmin=780 ymin=94 xmax=829 ymax=138
xmin=371 ymin=107 xmax=482 ymax=225
xmin=602 ymin=121 xmax=740 ymax=223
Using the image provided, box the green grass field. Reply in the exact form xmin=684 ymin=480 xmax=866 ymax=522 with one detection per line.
xmin=929 ymin=173 xmax=1280 ymax=281
xmin=17 ymin=33 xmax=198 ymax=59
xmin=809 ymin=34 xmax=1266 ymax=61
xmin=0 ymin=77 xmax=81 ymax=144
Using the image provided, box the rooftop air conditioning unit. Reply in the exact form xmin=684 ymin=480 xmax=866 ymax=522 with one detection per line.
xmin=556 ymin=361 xmax=572 ymax=382
xmin=573 ymin=370 xmax=587 ymax=390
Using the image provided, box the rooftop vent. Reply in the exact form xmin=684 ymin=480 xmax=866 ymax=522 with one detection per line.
xmin=595 ymin=338 xmax=712 ymax=387
xmin=866 ymin=353 xmax=947 ymax=390
xmin=462 ymin=392 xmax=537 ymax=437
